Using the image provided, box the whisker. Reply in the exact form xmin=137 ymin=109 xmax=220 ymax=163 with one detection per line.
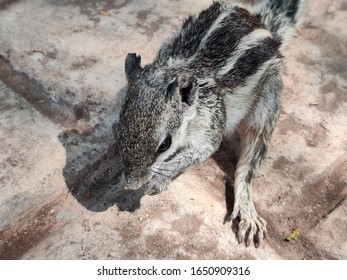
xmin=152 ymin=166 xmax=173 ymax=173
xmin=153 ymin=174 xmax=165 ymax=187
xmin=151 ymin=166 xmax=172 ymax=176
xmin=154 ymin=163 xmax=229 ymax=179
xmin=153 ymin=150 xmax=238 ymax=167
xmin=155 ymin=166 xmax=226 ymax=179
xmin=155 ymin=161 xmax=181 ymax=167
xmin=180 ymin=170 xmax=226 ymax=179
xmin=150 ymin=168 xmax=172 ymax=179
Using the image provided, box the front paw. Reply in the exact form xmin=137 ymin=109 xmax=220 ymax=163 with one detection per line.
xmin=229 ymin=204 xmax=267 ymax=248
xmin=144 ymin=176 xmax=171 ymax=196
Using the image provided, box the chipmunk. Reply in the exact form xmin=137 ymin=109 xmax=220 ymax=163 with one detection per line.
xmin=113 ymin=0 xmax=304 ymax=247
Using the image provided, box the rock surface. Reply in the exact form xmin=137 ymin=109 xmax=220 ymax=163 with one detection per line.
xmin=0 ymin=0 xmax=346 ymax=259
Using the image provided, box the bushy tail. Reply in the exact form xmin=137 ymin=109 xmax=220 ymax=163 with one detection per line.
xmin=251 ymin=0 xmax=305 ymax=44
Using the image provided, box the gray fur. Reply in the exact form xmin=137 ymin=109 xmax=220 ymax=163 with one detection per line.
xmin=113 ymin=0 xmax=304 ymax=247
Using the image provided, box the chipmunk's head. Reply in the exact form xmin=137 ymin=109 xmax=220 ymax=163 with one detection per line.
xmin=113 ymin=53 xmax=199 ymax=187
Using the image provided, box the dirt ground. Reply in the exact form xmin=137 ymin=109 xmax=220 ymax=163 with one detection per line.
xmin=0 ymin=0 xmax=346 ymax=259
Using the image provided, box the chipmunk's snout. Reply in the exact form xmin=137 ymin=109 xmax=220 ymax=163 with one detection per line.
xmin=124 ymin=169 xmax=140 ymax=183
xmin=123 ymin=169 xmax=148 ymax=190
xmin=123 ymin=164 xmax=148 ymax=182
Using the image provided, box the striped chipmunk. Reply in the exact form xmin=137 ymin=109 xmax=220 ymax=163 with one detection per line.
xmin=113 ymin=0 xmax=304 ymax=247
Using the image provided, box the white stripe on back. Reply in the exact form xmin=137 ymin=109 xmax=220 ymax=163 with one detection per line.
xmin=216 ymin=28 xmax=272 ymax=77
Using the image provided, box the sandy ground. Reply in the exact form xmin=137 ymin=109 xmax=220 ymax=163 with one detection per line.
xmin=0 ymin=0 xmax=346 ymax=259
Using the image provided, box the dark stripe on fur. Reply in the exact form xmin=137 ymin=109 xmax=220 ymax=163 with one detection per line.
xmin=216 ymin=37 xmax=281 ymax=88
xmin=196 ymin=7 xmax=264 ymax=67
xmin=164 ymin=147 xmax=186 ymax=163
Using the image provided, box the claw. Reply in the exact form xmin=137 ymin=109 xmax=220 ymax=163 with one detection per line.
xmin=246 ymin=223 xmax=256 ymax=247
xmin=254 ymin=230 xmax=262 ymax=248
xmin=237 ymin=219 xmax=245 ymax=243
xmin=228 ymin=205 xmax=267 ymax=247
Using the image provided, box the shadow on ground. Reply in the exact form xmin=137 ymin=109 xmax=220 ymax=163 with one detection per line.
xmin=212 ymin=136 xmax=241 ymax=238
xmin=58 ymin=108 xmax=145 ymax=212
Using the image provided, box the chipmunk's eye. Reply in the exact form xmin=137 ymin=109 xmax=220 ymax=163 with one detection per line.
xmin=157 ymin=134 xmax=172 ymax=153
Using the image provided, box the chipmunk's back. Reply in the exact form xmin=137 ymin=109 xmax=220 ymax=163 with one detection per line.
xmin=153 ymin=2 xmax=281 ymax=90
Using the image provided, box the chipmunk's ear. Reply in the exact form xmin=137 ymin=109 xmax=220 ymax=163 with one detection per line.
xmin=179 ymin=75 xmax=198 ymax=106
xmin=166 ymin=75 xmax=198 ymax=106
xmin=125 ymin=53 xmax=142 ymax=82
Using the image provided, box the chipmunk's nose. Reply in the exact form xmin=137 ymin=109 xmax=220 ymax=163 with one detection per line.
xmin=124 ymin=170 xmax=135 ymax=183
xmin=122 ymin=172 xmax=137 ymax=190
xmin=124 ymin=164 xmax=147 ymax=181
xmin=124 ymin=162 xmax=152 ymax=188
xmin=123 ymin=170 xmax=148 ymax=190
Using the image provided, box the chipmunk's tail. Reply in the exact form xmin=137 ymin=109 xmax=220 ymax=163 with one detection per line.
xmin=251 ymin=0 xmax=305 ymax=44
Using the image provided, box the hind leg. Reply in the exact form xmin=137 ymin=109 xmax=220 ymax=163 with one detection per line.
xmin=228 ymin=72 xmax=282 ymax=247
